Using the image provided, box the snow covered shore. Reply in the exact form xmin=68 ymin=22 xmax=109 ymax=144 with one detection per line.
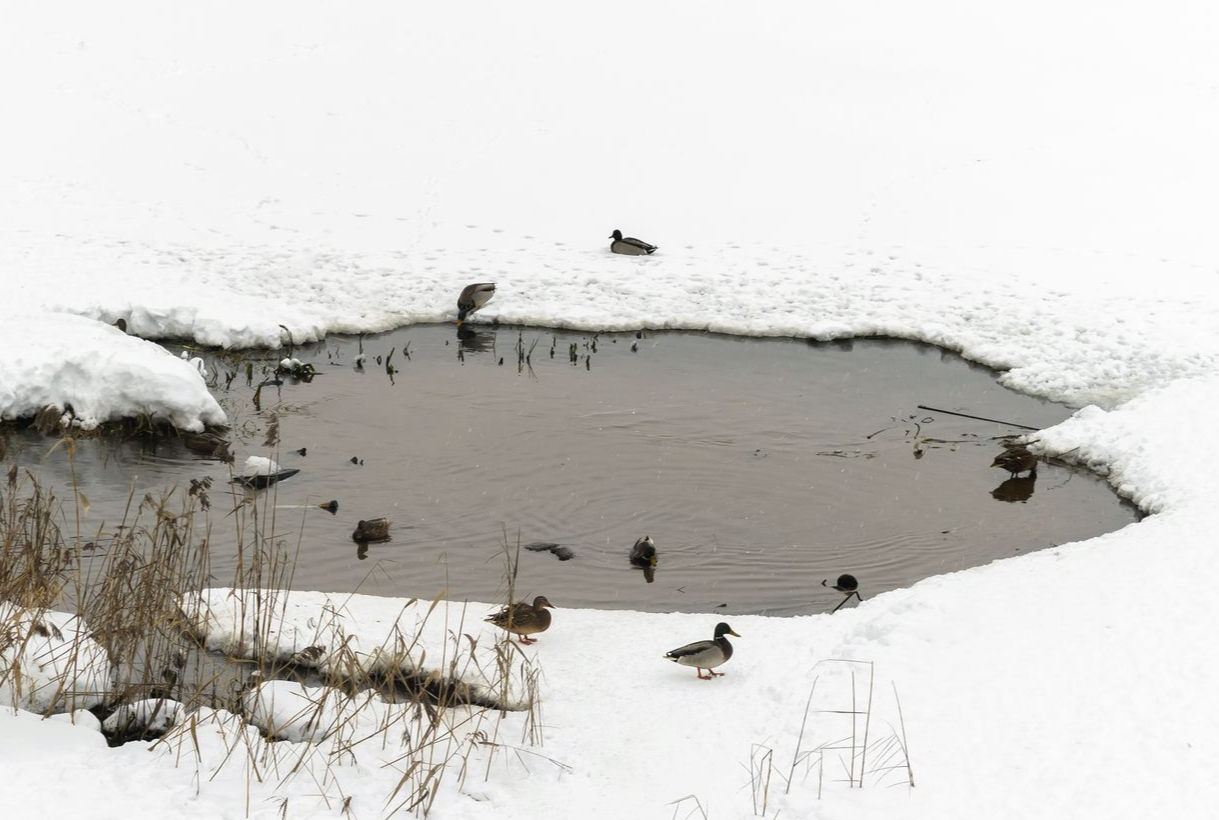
xmin=3 ymin=1 xmax=1219 ymax=819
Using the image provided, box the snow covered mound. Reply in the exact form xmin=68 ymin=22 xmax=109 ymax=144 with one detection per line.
xmin=186 ymin=589 xmax=535 ymax=709
xmin=0 ymin=310 xmax=226 ymax=432
xmin=0 ymin=605 xmax=113 ymax=713
xmin=239 ymin=456 xmax=281 ymax=477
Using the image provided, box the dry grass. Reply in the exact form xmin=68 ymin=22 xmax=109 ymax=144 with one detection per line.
xmin=1 ymin=436 xmax=547 ymax=817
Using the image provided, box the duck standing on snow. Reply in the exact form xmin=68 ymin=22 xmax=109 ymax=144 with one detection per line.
xmin=485 ymin=595 xmax=554 ymax=644
xmin=609 ymin=229 xmax=658 ymax=255
xmin=664 ymin=622 xmax=740 ymax=679
xmin=457 ymin=283 xmax=496 ymax=327
xmin=991 ymin=446 xmax=1039 ymax=478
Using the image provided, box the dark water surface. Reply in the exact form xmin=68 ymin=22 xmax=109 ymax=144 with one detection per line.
xmin=3 ymin=326 xmax=1138 ymax=616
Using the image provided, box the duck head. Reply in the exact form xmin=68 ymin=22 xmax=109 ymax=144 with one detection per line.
xmin=532 ymin=595 xmax=555 ymax=610
xmin=714 ymin=622 xmax=741 ymax=639
xmin=635 ymin=535 xmax=657 ymax=566
xmin=609 ymin=229 xmax=624 ymax=240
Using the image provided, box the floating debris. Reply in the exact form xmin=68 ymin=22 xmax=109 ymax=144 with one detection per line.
xmin=525 ymin=541 xmax=576 ymax=561
xmin=232 ymin=456 xmax=300 ymax=489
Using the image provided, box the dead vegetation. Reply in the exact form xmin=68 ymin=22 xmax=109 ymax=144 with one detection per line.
xmin=0 ymin=438 xmax=548 ymax=817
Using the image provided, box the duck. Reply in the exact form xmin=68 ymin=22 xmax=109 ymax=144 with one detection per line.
xmin=351 ymin=518 xmax=392 ymax=542
xmin=664 ymin=622 xmax=740 ymax=679
xmin=457 ymin=283 xmax=496 ymax=328
xmin=629 ymin=535 xmax=658 ymax=568
xmin=609 ymin=229 xmax=658 ymax=256
xmin=485 ymin=595 xmax=554 ymax=644
xmin=991 ymin=446 xmax=1038 ymax=478
xmin=821 ymin=574 xmax=863 ymax=613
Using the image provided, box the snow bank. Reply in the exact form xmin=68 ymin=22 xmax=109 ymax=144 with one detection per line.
xmin=186 ymin=588 xmax=532 ymax=708
xmin=0 ymin=310 xmax=226 ymax=431
xmin=1 ymin=1 xmax=1219 ymax=818
xmin=0 ymin=605 xmax=112 ymax=713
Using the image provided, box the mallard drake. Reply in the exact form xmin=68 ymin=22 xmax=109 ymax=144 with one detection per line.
xmin=352 ymin=518 xmax=391 ymax=542
xmin=821 ymin=574 xmax=863 ymax=613
xmin=664 ymin=622 xmax=740 ymax=679
xmin=457 ymin=283 xmax=496 ymax=327
xmin=485 ymin=595 xmax=554 ymax=644
xmin=991 ymin=446 xmax=1038 ymax=478
xmin=629 ymin=535 xmax=657 ymax=568
xmin=609 ymin=229 xmax=658 ymax=256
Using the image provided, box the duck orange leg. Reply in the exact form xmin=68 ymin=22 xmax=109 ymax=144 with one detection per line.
xmin=517 ymin=634 xmax=537 ymax=644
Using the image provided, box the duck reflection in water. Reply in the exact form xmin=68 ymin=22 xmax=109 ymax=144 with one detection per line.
xmin=991 ymin=475 xmax=1036 ymax=503
xmin=456 ymin=325 xmax=496 ymax=354
xmin=356 ymin=541 xmax=369 ymax=561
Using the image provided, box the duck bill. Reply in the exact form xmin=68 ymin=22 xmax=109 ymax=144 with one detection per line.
xmin=728 ymin=629 xmax=741 ymax=637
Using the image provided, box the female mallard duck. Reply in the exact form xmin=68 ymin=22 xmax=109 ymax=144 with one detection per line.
xmin=485 ymin=595 xmax=554 ymax=644
xmin=457 ymin=283 xmax=496 ymax=327
xmin=352 ymin=518 xmax=392 ymax=542
xmin=664 ymin=622 xmax=740 ymax=679
xmin=629 ymin=535 xmax=657 ymax=568
xmin=991 ymin=446 xmax=1038 ymax=478
xmin=609 ymin=229 xmax=658 ymax=256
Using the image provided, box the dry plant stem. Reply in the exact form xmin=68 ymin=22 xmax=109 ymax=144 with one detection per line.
xmin=858 ymin=661 xmax=875 ymax=788
xmin=893 ymin=682 xmax=916 ymax=788
xmin=785 ymin=676 xmax=819 ymax=794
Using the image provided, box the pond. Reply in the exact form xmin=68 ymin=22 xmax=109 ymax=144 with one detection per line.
xmin=2 ymin=325 xmax=1138 ymax=617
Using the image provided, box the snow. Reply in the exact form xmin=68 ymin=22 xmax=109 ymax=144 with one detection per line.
xmin=239 ymin=455 xmax=283 ymax=477
xmin=187 ymin=588 xmax=532 ymax=708
xmin=0 ymin=604 xmax=113 ymax=714
xmin=0 ymin=310 xmax=225 ymax=432
xmin=102 ymin=699 xmax=183 ymax=736
xmin=1 ymin=1 xmax=1219 ymax=819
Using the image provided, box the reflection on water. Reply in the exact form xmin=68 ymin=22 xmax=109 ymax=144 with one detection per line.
xmin=1 ymin=326 xmax=1139 ymax=616
xmin=992 ymin=476 xmax=1037 ymax=503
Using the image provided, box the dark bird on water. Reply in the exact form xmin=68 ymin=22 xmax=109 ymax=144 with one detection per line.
xmin=352 ymin=518 xmax=391 ymax=542
xmin=629 ymin=535 xmax=658 ymax=568
xmin=457 ymin=283 xmax=496 ymax=327
xmin=609 ymin=229 xmax=658 ymax=255
xmin=664 ymin=622 xmax=740 ymax=679
xmin=991 ymin=446 xmax=1039 ymax=478
xmin=822 ymin=574 xmax=863 ymax=613
xmin=485 ymin=595 xmax=554 ymax=644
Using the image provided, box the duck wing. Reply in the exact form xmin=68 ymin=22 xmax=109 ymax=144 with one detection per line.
xmin=664 ymin=639 xmax=724 ymax=666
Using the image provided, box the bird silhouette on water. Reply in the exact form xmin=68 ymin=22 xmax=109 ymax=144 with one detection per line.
xmin=822 ymin=573 xmax=863 ymax=613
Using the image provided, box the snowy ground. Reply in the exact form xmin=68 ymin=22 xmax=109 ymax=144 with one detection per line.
xmin=3 ymin=2 xmax=1219 ymax=818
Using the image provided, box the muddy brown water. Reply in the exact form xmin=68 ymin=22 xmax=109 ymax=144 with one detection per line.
xmin=2 ymin=326 xmax=1138 ymax=617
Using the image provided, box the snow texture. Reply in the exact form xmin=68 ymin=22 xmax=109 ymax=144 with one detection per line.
xmin=187 ymin=588 xmax=529 ymax=708
xmin=1 ymin=1 xmax=1219 ymax=819
xmin=0 ymin=310 xmax=225 ymax=431
xmin=0 ymin=605 xmax=113 ymax=714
